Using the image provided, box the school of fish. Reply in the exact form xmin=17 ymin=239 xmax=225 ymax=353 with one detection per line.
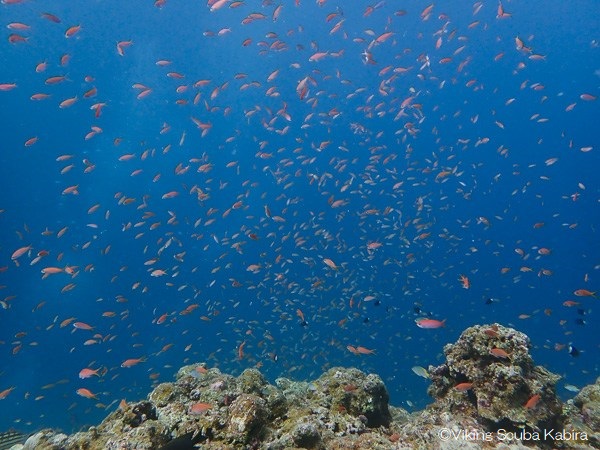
xmin=0 ymin=0 xmax=598 ymax=432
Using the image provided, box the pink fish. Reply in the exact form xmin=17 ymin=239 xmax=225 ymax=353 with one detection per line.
xmin=121 ymin=357 xmax=145 ymax=368
xmin=73 ymin=321 xmax=94 ymax=330
xmin=0 ymin=83 xmax=18 ymax=91
xmin=79 ymin=368 xmax=101 ymax=379
xmin=11 ymin=245 xmax=32 ymax=260
xmin=416 ymin=318 xmax=446 ymax=329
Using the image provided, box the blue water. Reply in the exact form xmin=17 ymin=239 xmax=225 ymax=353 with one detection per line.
xmin=0 ymin=0 xmax=598 ymax=433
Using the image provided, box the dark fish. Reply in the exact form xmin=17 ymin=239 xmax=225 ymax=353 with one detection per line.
xmin=0 ymin=431 xmax=26 ymax=450
xmin=159 ymin=431 xmax=203 ymax=450
xmin=568 ymin=344 xmax=580 ymax=357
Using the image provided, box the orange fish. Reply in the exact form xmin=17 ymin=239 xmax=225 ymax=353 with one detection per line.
xmin=323 ymin=258 xmax=338 ymax=270
xmin=156 ymin=313 xmax=168 ymax=324
xmin=7 ymin=22 xmax=30 ymax=30
xmin=237 ymin=341 xmax=246 ymax=360
xmin=11 ymin=245 xmax=32 ymax=260
xmin=0 ymin=83 xmax=18 ymax=91
xmin=189 ymin=402 xmax=212 ymax=415
xmin=415 ymin=318 xmax=446 ymax=329
xmin=0 ymin=386 xmax=15 ymax=399
xmin=454 ymin=382 xmax=473 ymax=391
xmin=76 ymin=388 xmax=97 ymax=399
xmin=73 ymin=321 xmax=93 ymax=330
xmin=484 ymin=328 xmax=499 ymax=338
xmin=31 ymin=93 xmax=50 ymax=100
xmin=64 ymin=265 xmax=78 ymax=276
xmin=24 ymin=136 xmax=38 ymax=147
xmin=78 ymin=368 xmax=101 ymax=379
xmin=41 ymin=12 xmax=61 ymax=23
xmin=459 ymin=275 xmax=470 ymax=289
xmin=246 ymin=264 xmax=261 ymax=273
xmin=355 ymin=346 xmax=376 ymax=355
xmin=296 ymin=309 xmax=306 ymax=325
xmin=121 ymin=357 xmax=145 ymax=368
xmin=59 ymin=96 xmax=77 ymax=108
xmin=60 ymin=317 xmax=76 ymax=328
xmin=496 ymin=1 xmax=511 ymax=19
xmin=8 ymin=33 xmax=27 ymax=44
xmin=64 ymin=25 xmax=81 ymax=38
xmin=524 ymin=394 xmax=541 ymax=409
xmin=308 ymin=51 xmax=328 ymax=62
xmin=45 ymin=75 xmax=67 ymax=85
xmin=209 ymin=0 xmax=229 ymax=12
xmin=489 ymin=348 xmax=510 ymax=359
xmin=573 ymin=289 xmax=596 ymax=297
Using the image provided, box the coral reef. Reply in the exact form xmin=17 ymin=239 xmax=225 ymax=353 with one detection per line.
xmin=426 ymin=323 xmax=563 ymax=431
xmin=404 ymin=323 xmax=596 ymax=449
xmin=12 ymin=324 xmax=599 ymax=450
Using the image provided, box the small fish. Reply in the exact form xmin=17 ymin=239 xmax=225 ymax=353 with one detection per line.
xmin=524 ymin=394 xmax=541 ymax=409
xmin=64 ymin=25 xmax=81 ymax=38
xmin=415 ymin=318 xmax=446 ymax=329
xmin=73 ymin=321 xmax=93 ymax=330
xmin=159 ymin=431 xmax=203 ymax=450
xmin=568 ymin=344 xmax=579 ymax=357
xmin=0 ymin=83 xmax=18 ymax=91
xmin=0 ymin=430 xmax=26 ymax=450
xmin=188 ymin=402 xmax=212 ymax=415
xmin=411 ymin=366 xmax=430 ymax=379
xmin=121 ymin=357 xmax=145 ymax=368
xmin=296 ymin=309 xmax=308 ymax=327
xmin=76 ymin=388 xmax=98 ymax=399
xmin=355 ymin=346 xmax=376 ymax=355
xmin=323 ymin=258 xmax=338 ymax=270
xmin=573 ymin=289 xmax=596 ymax=297
xmin=484 ymin=327 xmax=499 ymax=338
xmin=489 ymin=348 xmax=511 ymax=359
xmin=79 ymin=367 xmax=101 ymax=379
xmin=0 ymin=387 xmax=15 ymax=399
xmin=11 ymin=245 xmax=32 ymax=260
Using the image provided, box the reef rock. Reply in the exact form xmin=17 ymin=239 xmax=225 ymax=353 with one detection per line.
xmin=564 ymin=376 xmax=600 ymax=448
xmin=19 ymin=325 xmax=599 ymax=450
xmin=20 ymin=364 xmax=404 ymax=450
xmin=427 ymin=323 xmax=563 ymax=431
xmin=394 ymin=324 xmax=594 ymax=449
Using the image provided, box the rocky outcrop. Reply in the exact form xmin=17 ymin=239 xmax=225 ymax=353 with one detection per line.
xmin=15 ymin=325 xmax=598 ymax=450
